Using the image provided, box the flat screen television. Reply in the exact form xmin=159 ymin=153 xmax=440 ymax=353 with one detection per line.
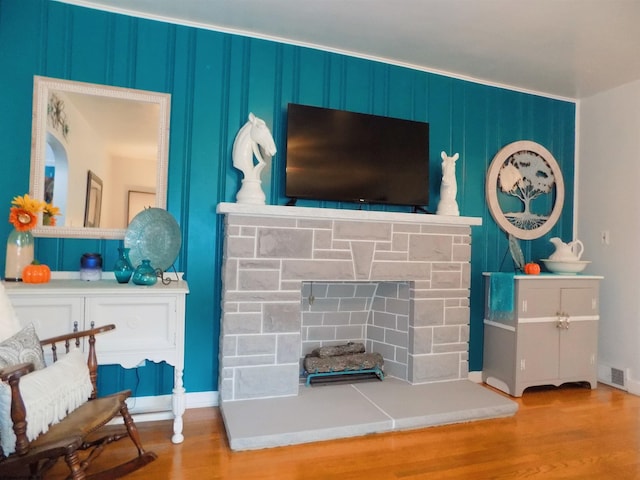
xmin=285 ymin=103 xmax=430 ymax=208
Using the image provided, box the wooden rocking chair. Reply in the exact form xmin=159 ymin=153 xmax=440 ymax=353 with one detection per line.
xmin=0 ymin=324 xmax=157 ymax=479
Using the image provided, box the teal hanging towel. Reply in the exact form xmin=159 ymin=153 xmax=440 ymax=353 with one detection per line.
xmin=488 ymin=272 xmax=515 ymax=321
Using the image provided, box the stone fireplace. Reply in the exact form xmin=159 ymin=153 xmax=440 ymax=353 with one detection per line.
xmin=217 ymin=203 xmax=482 ymax=402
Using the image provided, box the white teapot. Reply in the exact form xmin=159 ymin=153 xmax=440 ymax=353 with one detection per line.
xmin=549 ymin=237 xmax=584 ymax=261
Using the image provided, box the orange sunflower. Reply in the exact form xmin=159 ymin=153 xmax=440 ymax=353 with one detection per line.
xmin=8 ymin=194 xmax=46 ymax=231
xmin=43 ymin=203 xmax=60 ymax=226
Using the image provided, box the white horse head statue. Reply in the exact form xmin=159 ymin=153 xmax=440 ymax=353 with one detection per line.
xmin=232 ymin=113 xmax=277 ymax=204
xmin=436 ymin=151 xmax=460 ymax=216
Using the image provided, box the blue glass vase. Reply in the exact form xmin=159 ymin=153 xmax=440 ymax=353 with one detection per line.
xmin=132 ymin=259 xmax=157 ymax=286
xmin=113 ymin=247 xmax=134 ymax=284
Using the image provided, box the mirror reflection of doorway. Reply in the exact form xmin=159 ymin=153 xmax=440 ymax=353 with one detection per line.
xmin=45 ymin=133 xmax=68 ymax=226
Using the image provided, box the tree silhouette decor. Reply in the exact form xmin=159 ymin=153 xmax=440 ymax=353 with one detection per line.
xmin=486 ymin=141 xmax=564 ymax=240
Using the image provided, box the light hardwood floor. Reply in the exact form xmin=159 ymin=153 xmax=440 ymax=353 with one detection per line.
xmin=49 ymin=383 xmax=640 ymax=479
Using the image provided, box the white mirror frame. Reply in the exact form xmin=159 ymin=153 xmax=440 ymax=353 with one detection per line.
xmin=29 ymin=76 xmax=171 ymax=239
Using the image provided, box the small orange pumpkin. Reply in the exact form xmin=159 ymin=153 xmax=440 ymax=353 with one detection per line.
xmin=524 ymin=262 xmax=541 ymax=275
xmin=22 ymin=261 xmax=51 ymax=284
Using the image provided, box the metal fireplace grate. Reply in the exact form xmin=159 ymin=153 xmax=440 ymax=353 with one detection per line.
xmin=304 ymin=366 xmax=384 ymax=386
xmin=303 ymin=342 xmax=384 ymax=386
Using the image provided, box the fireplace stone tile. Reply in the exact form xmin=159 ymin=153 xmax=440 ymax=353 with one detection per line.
xmin=337 ymin=324 xmax=366 ymax=338
xmin=392 ymin=232 xmax=409 ymax=251
xmin=367 ymin=325 xmax=385 ymax=343
xmin=257 ymin=228 xmax=313 ymax=258
xmin=306 ymin=326 xmax=338 ymax=341
xmin=412 ymin=298 xmax=445 ymax=326
xmin=445 ymin=306 xmax=471 ymax=325
xmin=222 ymin=313 xmax=262 ymax=334
xmin=313 ymin=250 xmax=352 ymax=259
xmin=433 ymin=325 xmax=463 ymax=344
xmin=370 ymin=262 xmax=430 ymax=279
xmin=391 ymin=222 xmax=420 ymax=232
xmin=313 ymin=229 xmax=332 ymax=249
xmin=276 ymin=334 xmax=301 ymax=363
xmin=225 ymin=291 xmax=300 ymax=302
xmin=235 ymin=364 xmax=299 ymax=399
xmin=432 ymin=271 xmax=462 ymax=289
xmin=375 ymin=251 xmax=409 ymax=261
xmin=334 ymin=221 xmax=391 ymax=240
xmin=372 ymin=311 xmax=398 ymax=329
xmin=337 ymin=297 xmax=368 ymax=311
xmin=453 ymin=243 xmax=472 ymax=262
xmin=226 ymin=237 xmax=256 ymax=258
xmin=263 ymin=303 xmax=300 ymax=333
xmin=384 ymin=360 xmax=408 ymax=379
xmin=433 ymin=343 xmax=468 ymax=354
xmin=282 ymin=260 xmax=354 ymax=280
xmin=237 ymin=334 xmax=277 ymax=355
xmin=409 ymin=326 xmax=433 ymax=354
xmin=409 ymin=235 xmax=452 ymax=261
xmin=225 ymin=354 xmax=275 ymax=367
xmin=222 ymin=259 xmax=238 ymax=290
xmin=327 ymin=282 xmax=356 ymax=297
xmin=297 ymin=219 xmax=332 ymax=229
xmin=351 ymin=242 xmax=375 ymax=280
xmin=385 ymin=329 xmax=409 ymax=348
xmin=322 ymin=312 xmax=351 ymax=325
xmin=228 ymin=215 xmax=297 ymax=228
xmin=238 ymin=270 xmax=280 ymax=291
xmin=409 ymin=352 xmax=460 ymax=383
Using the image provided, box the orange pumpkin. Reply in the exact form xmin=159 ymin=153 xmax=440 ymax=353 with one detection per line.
xmin=22 ymin=262 xmax=51 ymax=284
xmin=524 ymin=262 xmax=541 ymax=275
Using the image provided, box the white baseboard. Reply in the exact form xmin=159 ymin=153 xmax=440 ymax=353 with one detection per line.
xmin=468 ymin=371 xmax=483 ymax=383
xmin=124 ymin=390 xmax=219 ymax=423
xmin=625 ymin=369 xmax=640 ymax=396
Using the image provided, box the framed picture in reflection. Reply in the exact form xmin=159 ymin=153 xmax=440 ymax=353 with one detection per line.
xmin=84 ymin=170 xmax=103 ymax=228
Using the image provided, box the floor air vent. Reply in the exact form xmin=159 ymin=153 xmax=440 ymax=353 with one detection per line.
xmin=611 ymin=367 xmax=625 ymax=387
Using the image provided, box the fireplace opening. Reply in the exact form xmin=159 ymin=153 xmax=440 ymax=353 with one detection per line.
xmin=303 ymin=341 xmax=384 ymax=386
xmin=300 ymin=281 xmax=408 ymax=384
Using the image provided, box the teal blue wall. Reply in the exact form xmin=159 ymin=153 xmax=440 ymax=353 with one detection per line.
xmin=0 ymin=0 xmax=575 ymax=396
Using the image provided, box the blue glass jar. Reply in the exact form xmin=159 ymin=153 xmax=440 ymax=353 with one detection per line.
xmin=80 ymin=253 xmax=102 ymax=281
xmin=132 ymin=259 xmax=157 ymax=286
xmin=113 ymin=247 xmax=134 ymax=284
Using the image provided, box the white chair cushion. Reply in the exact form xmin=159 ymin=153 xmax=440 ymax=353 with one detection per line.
xmin=0 ymin=349 xmax=93 ymax=455
xmin=0 ymin=283 xmax=21 ymax=343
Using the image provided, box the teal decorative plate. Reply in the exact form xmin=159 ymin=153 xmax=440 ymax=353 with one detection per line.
xmin=124 ymin=208 xmax=181 ymax=272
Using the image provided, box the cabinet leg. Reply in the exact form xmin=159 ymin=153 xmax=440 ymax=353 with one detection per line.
xmin=171 ymin=367 xmax=186 ymax=444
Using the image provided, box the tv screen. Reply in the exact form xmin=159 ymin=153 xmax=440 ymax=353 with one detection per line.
xmin=285 ymin=103 xmax=430 ymax=207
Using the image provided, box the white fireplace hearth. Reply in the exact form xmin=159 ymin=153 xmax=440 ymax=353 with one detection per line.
xmin=217 ymin=203 xmax=482 ymax=402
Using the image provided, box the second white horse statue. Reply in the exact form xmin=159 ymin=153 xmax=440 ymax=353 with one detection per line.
xmin=436 ymin=151 xmax=460 ymax=216
xmin=232 ymin=113 xmax=277 ymax=205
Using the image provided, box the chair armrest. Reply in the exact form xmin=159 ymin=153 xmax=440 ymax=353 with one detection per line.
xmin=39 ymin=324 xmax=116 ymax=348
xmin=1 ymin=363 xmax=32 ymax=455
xmin=0 ymin=362 xmax=35 ymax=383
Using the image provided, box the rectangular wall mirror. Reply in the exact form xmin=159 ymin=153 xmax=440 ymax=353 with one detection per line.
xmin=29 ymin=76 xmax=171 ymax=239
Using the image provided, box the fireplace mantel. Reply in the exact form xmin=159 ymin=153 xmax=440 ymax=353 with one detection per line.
xmin=217 ymin=202 xmax=482 ymax=227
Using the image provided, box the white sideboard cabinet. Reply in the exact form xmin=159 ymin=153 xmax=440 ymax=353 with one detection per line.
xmin=3 ymin=274 xmax=189 ymax=444
xmin=482 ymin=274 xmax=602 ymax=397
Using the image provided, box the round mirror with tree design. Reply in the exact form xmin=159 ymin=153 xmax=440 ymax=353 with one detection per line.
xmin=485 ymin=141 xmax=564 ymax=240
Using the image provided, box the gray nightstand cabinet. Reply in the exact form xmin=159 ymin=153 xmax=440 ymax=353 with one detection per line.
xmin=482 ymin=275 xmax=602 ymax=397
